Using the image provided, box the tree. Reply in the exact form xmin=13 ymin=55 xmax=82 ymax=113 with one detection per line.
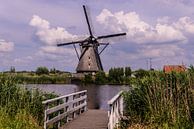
xmin=134 ymin=69 xmax=148 ymax=79
xmin=125 ymin=66 xmax=132 ymax=77
xmin=10 ymin=66 xmax=15 ymax=73
xmin=108 ymin=67 xmax=125 ymax=84
xmin=36 ymin=66 xmax=49 ymax=75
xmin=50 ymin=68 xmax=56 ymax=74
xmin=95 ymin=71 xmax=107 ymax=84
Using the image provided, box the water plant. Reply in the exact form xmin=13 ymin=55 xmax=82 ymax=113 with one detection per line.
xmin=0 ymin=74 xmax=58 ymax=128
xmin=122 ymin=71 xmax=194 ymax=129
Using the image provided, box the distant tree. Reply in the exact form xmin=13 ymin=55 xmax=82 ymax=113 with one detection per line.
xmin=36 ymin=66 xmax=49 ymax=75
xmin=108 ymin=67 xmax=116 ymax=83
xmin=50 ymin=68 xmax=56 ymax=74
xmin=134 ymin=69 xmax=149 ymax=79
xmin=125 ymin=66 xmax=132 ymax=77
xmin=108 ymin=67 xmax=125 ymax=84
xmin=95 ymin=71 xmax=107 ymax=84
xmin=10 ymin=66 xmax=15 ymax=73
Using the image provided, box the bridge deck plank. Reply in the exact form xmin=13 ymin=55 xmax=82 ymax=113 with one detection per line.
xmin=61 ymin=109 xmax=108 ymax=129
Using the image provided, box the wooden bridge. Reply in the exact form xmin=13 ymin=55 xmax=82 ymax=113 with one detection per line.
xmin=42 ymin=90 xmax=124 ymax=129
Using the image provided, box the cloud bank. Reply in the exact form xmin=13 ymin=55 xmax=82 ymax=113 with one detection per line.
xmin=96 ymin=9 xmax=194 ymax=44
xmin=96 ymin=9 xmax=194 ymax=64
xmin=29 ymin=15 xmax=80 ymax=67
xmin=29 ymin=15 xmax=79 ymax=45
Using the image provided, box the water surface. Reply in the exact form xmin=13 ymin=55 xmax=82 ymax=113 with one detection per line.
xmin=27 ymin=84 xmax=130 ymax=110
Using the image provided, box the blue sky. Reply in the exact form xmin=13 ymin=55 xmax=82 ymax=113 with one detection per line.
xmin=0 ymin=0 xmax=194 ymax=72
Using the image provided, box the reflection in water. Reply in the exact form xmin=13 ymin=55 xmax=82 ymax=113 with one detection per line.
xmin=77 ymin=85 xmax=100 ymax=109
xmin=27 ymin=84 xmax=130 ymax=110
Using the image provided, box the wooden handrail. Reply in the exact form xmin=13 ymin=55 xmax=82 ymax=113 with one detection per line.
xmin=43 ymin=90 xmax=87 ymax=129
xmin=108 ymin=91 xmax=123 ymax=105
xmin=108 ymin=91 xmax=123 ymax=129
xmin=42 ymin=90 xmax=87 ymax=104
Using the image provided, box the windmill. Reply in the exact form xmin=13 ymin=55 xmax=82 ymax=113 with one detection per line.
xmin=57 ymin=5 xmax=126 ymax=73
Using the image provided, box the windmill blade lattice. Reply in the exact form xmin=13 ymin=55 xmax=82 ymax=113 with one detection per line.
xmin=57 ymin=5 xmax=126 ymax=73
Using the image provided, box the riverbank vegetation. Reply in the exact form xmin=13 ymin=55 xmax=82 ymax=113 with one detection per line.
xmin=0 ymin=75 xmax=57 ymax=128
xmin=6 ymin=66 xmax=135 ymax=85
xmin=2 ymin=66 xmax=71 ymax=84
xmin=83 ymin=66 xmax=132 ymax=85
xmin=119 ymin=69 xmax=194 ymax=129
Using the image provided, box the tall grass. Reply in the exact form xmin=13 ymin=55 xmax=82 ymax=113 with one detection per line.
xmin=122 ymin=71 xmax=194 ymax=129
xmin=0 ymin=74 xmax=57 ymax=128
xmin=0 ymin=108 xmax=42 ymax=129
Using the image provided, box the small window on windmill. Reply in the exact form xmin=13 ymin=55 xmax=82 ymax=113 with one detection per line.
xmin=88 ymin=63 xmax=91 ymax=69
xmin=88 ymin=56 xmax=91 ymax=60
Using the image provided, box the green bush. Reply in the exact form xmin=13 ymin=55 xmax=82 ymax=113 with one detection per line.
xmin=83 ymin=74 xmax=93 ymax=84
xmin=95 ymin=71 xmax=107 ymax=84
xmin=36 ymin=66 xmax=49 ymax=75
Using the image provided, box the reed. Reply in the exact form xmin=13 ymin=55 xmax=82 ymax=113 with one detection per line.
xmin=122 ymin=71 xmax=194 ymax=129
xmin=0 ymin=108 xmax=42 ymax=129
xmin=0 ymin=74 xmax=57 ymax=128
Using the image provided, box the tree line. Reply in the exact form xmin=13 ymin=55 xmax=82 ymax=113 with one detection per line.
xmin=7 ymin=66 xmax=69 ymax=75
xmin=84 ymin=66 xmax=133 ymax=84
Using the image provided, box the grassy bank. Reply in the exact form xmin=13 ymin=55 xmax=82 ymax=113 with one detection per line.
xmin=0 ymin=75 xmax=57 ymax=128
xmin=121 ymin=71 xmax=194 ymax=129
xmin=1 ymin=72 xmax=71 ymax=84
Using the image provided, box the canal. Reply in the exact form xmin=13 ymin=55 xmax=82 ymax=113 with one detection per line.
xmin=27 ymin=84 xmax=130 ymax=110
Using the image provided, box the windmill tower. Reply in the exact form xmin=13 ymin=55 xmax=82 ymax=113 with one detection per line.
xmin=57 ymin=5 xmax=126 ymax=73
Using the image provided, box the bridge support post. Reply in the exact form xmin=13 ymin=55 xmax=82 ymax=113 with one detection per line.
xmin=44 ymin=103 xmax=48 ymax=129
xmin=108 ymin=91 xmax=124 ymax=129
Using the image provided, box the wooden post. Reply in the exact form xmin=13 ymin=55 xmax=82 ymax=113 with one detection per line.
xmin=44 ymin=103 xmax=48 ymax=129
xmin=108 ymin=91 xmax=123 ymax=129
xmin=57 ymin=100 xmax=61 ymax=128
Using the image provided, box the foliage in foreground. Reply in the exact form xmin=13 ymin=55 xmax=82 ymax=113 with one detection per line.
xmin=0 ymin=75 xmax=57 ymax=128
xmin=0 ymin=108 xmax=42 ymax=129
xmin=122 ymin=71 xmax=194 ymax=129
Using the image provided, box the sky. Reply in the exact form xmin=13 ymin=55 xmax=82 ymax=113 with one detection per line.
xmin=0 ymin=0 xmax=194 ymax=72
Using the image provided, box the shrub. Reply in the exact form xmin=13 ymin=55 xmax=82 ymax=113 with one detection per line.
xmin=83 ymin=74 xmax=93 ymax=84
xmin=95 ymin=71 xmax=107 ymax=84
xmin=36 ymin=67 xmax=49 ymax=75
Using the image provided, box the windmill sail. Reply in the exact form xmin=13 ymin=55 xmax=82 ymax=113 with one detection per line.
xmin=57 ymin=5 xmax=126 ymax=73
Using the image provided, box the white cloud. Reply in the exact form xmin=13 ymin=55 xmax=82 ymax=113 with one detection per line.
xmin=29 ymin=15 xmax=79 ymax=45
xmin=0 ymin=39 xmax=14 ymax=52
xmin=174 ymin=16 xmax=194 ymax=33
xmin=30 ymin=15 xmax=50 ymax=29
xmin=97 ymin=9 xmax=186 ymax=44
xmin=29 ymin=15 xmax=82 ymax=64
xmin=154 ymin=24 xmax=186 ymax=43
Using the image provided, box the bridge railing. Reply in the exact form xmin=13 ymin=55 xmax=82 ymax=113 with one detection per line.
xmin=108 ymin=91 xmax=124 ymax=129
xmin=42 ymin=90 xmax=87 ymax=129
